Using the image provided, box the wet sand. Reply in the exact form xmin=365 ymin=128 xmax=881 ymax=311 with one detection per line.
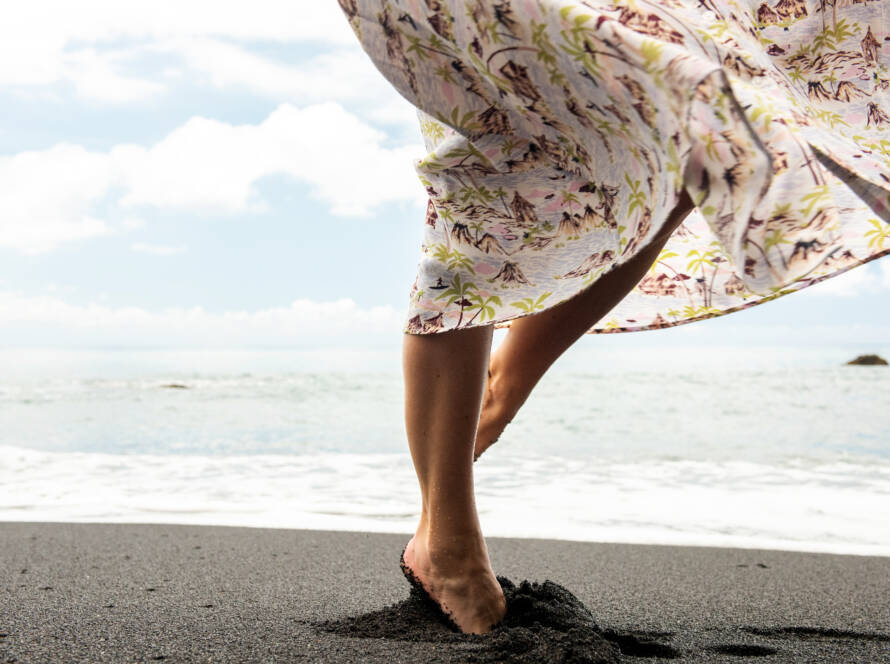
xmin=1 ymin=522 xmax=888 ymax=663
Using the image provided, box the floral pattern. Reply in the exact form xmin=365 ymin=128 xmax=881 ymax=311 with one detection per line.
xmin=338 ymin=0 xmax=890 ymax=334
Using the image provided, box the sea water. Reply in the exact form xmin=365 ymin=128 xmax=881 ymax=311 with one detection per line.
xmin=1 ymin=346 xmax=888 ymax=556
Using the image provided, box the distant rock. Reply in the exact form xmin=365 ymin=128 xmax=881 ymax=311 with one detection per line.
xmin=845 ymin=354 xmax=888 ymax=366
xmin=160 ymin=383 xmax=190 ymax=389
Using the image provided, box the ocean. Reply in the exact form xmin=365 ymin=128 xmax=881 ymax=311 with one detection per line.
xmin=1 ymin=345 xmax=888 ymax=556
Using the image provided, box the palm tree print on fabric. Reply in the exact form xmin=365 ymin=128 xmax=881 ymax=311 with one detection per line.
xmin=340 ymin=0 xmax=890 ymax=334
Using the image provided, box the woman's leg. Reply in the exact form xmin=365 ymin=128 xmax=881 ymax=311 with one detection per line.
xmin=475 ymin=189 xmax=696 ymax=459
xmin=399 ymin=189 xmax=695 ymax=634
xmin=401 ymin=323 xmax=506 ymax=634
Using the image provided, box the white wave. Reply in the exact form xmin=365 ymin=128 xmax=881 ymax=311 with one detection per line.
xmin=2 ymin=446 xmax=887 ymax=557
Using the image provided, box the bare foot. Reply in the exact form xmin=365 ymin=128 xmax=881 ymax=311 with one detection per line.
xmin=402 ymin=533 xmax=506 ymax=634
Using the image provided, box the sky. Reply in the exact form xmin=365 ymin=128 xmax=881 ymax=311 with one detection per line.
xmin=2 ymin=1 xmax=890 ymax=358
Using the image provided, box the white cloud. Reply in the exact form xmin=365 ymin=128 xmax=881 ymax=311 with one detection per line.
xmin=2 ymin=288 xmax=889 ymax=355
xmin=0 ymin=2 xmax=420 ymax=139
xmin=0 ymin=291 xmax=404 ymax=348
xmin=0 ymin=143 xmax=116 ymax=253
xmin=164 ymin=40 xmax=373 ymax=101
xmin=130 ymin=242 xmax=187 ymax=256
xmin=118 ymin=102 xmax=424 ymax=214
xmin=63 ymin=48 xmax=165 ymax=103
xmin=45 ymin=283 xmax=77 ymax=294
xmin=0 ymin=1 xmax=355 ymax=89
xmin=0 ymin=102 xmax=424 ymax=253
xmin=159 ymin=38 xmax=417 ymax=126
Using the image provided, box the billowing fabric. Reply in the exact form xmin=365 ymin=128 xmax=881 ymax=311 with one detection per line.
xmin=338 ymin=0 xmax=890 ymax=334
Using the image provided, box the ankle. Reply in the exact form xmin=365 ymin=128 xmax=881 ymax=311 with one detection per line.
xmin=413 ymin=528 xmax=490 ymax=571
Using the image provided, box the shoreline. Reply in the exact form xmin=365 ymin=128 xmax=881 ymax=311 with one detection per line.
xmin=3 ymin=522 xmax=889 ymax=662
xmin=2 ymin=516 xmax=888 ymax=559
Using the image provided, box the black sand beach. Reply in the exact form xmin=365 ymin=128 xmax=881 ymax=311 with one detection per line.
xmin=1 ymin=522 xmax=888 ymax=663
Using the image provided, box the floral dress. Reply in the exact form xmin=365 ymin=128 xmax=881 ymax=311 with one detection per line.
xmin=338 ymin=0 xmax=890 ymax=334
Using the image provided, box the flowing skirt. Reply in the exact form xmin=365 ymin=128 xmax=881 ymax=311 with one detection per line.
xmin=338 ymin=0 xmax=890 ymax=334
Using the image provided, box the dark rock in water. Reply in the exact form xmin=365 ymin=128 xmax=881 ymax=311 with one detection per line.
xmin=845 ymin=354 xmax=888 ymax=366
xmin=315 ymin=577 xmax=680 ymax=663
xmin=160 ymin=383 xmax=190 ymax=389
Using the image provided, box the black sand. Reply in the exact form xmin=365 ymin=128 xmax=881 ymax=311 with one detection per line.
xmin=1 ymin=523 xmax=888 ymax=663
